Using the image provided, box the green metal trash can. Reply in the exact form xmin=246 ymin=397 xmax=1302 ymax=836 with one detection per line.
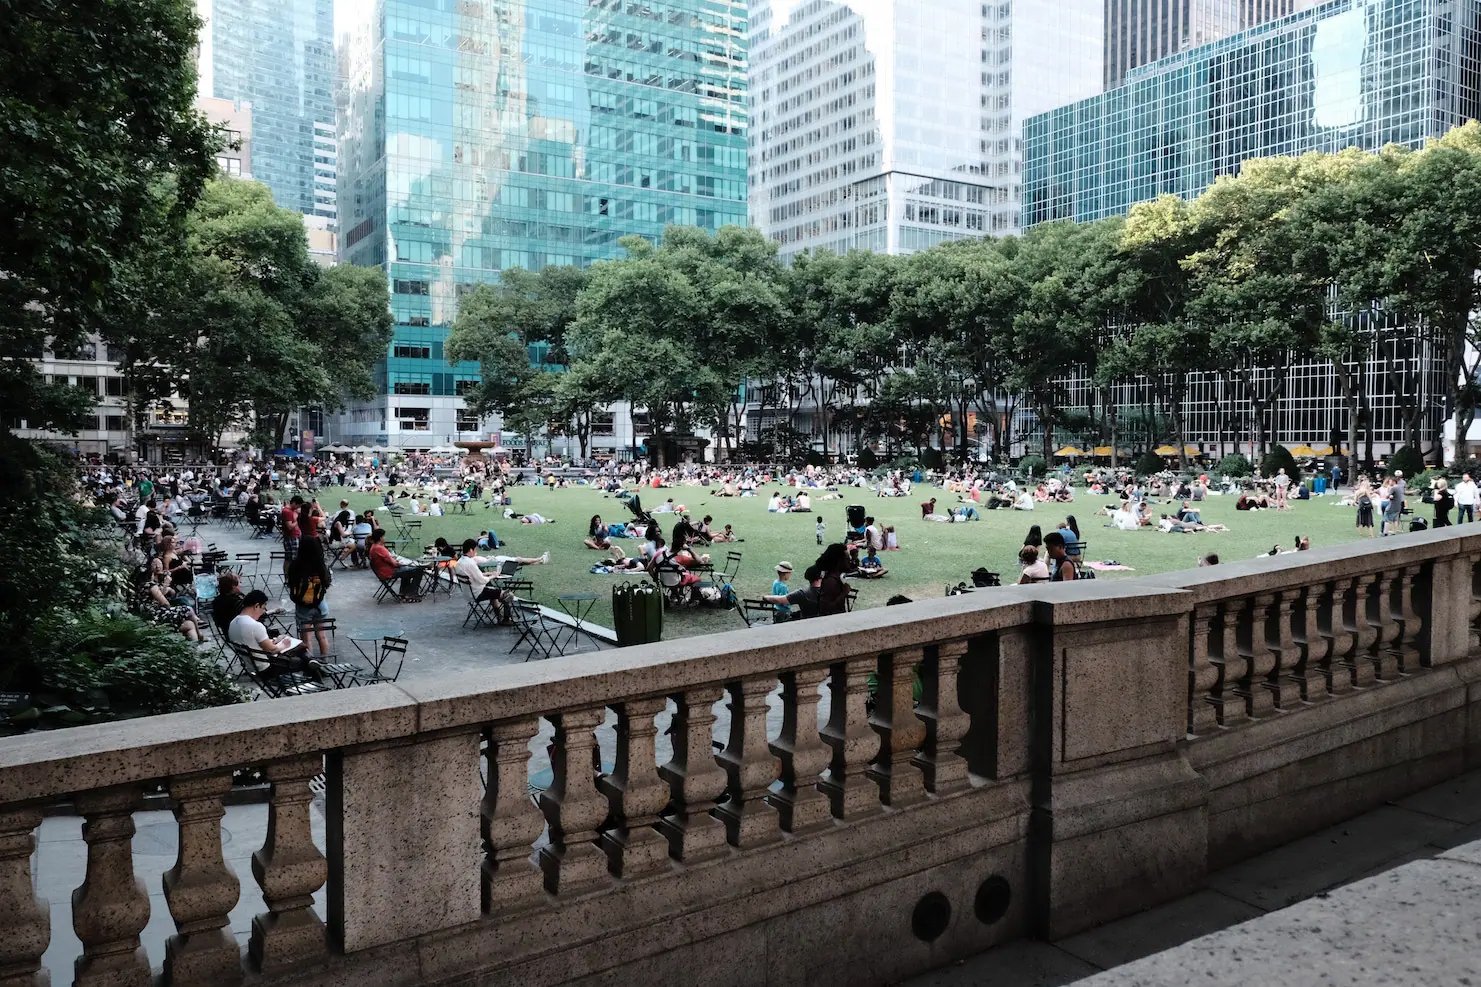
xmin=613 ymin=584 xmax=663 ymax=645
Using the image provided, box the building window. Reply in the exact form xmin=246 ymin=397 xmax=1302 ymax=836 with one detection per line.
xmin=105 ymin=377 xmax=126 ymax=397
xmin=393 ymin=381 xmax=430 ymax=395
xmin=216 ymin=156 xmax=242 ymax=176
xmin=454 ymin=379 xmax=480 ymax=395
xmin=392 ymin=344 xmax=431 ymax=359
xmin=393 ymin=279 xmax=430 ymax=295
xmin=395 ymin=407 xmax=430 ymax=430
xmin=104 ymin=415 xmax=126 ymax=431
xmin=455 ymin=412 xmax=480 ymax=431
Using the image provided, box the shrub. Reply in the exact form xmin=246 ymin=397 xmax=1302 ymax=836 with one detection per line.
xmin=16 ymin=607 xmax=245 ymax=729
xmin=1215 ymin=453 xmax=1253 ymax=478
xmin=1018 ymin=454 xmax=1047 ymax=478
xmin=1135 ymin=451 xmax=1165 ymax=476
xmin=1260 ymin=446 xmax=1301 ymax=483
xmin=855 ymin=447 xmax=879 ymax=470
xmin=1411 ymin=468 xmax=1449 ymax=492
xmin=921 ymin=447 xmax=944 ymax=470
xmin=1389 ymin=444 xmax=1426 ymax=479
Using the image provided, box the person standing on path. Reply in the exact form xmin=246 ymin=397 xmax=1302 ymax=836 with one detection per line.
xmin=1456 ymin=472 xmax=1477 ymax=524
xmin=1273 ymin=468 xmax=1291 ymax=510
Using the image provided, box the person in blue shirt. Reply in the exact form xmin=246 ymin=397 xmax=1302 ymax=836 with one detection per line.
xmin=770 ymin=561 xmax=794 ymax=621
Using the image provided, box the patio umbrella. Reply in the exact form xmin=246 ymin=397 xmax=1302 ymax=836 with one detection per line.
xmin=427 ymin=445 xmax=458 ymax=454
xmin=1091 ymin=445 xmax=1114 ymax=456
xmin=271 ymin=447 xmax=302 ymax=459
xmin=1313 ymin=445 xmax=1336 ymax=456
xmin=350 ymin=445 xmax=372 ymax=454
xmin=1289 ymin=445 xmax=1318 ymax=457
xmin=1182 ymin=445 xmax=1200 ymax=456
xmin=1153 ymin=444 xmax=1178 ymax=456
xmin=1054 ymin=446 xmax=1085 ymax=457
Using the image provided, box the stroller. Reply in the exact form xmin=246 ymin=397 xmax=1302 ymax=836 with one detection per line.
xmin=625 ymin=493 xmax=653 ymax=526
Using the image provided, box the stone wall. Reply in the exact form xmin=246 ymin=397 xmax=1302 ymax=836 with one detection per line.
xmin=2 ymin=526 xmax=1480 ymax=985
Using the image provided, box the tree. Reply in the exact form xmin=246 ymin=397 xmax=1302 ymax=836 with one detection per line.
xmin=112 ymin=178 xmax=390 ymax=447
xmin=1 ymin=0 xmax=219 ymax=432
xmin=567 ymin=227 xmax=787 ymax=463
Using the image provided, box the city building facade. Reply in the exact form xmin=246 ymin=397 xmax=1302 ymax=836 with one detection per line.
xmin=334 ymin=0 xmax=748 ymax=452
xmin=1104 ymin=0 xmax=1323 ymax=88
xmin=747 ymin=0 xmax=1104 ymax=258
xmin=1024 ymin=0 xmax=1481 ymax=458
xmin=195 ymin=0 xmax=337 ymax=224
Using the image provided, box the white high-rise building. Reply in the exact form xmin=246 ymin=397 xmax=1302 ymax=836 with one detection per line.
xmin=748 ymin=0 xmax=1104 ymax=257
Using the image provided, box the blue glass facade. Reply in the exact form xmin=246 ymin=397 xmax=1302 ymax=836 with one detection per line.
xmin=1024 ymin=0 xmax=1481 ymax=225
xmin=197 ymin=0 xmax=336 ymax=220
xmin=337 ymin=0 xmax=747 ymax=444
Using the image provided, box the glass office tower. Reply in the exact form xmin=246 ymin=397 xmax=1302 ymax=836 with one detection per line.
xmin=337 ymin=0 xmax=747 ymax=447
xmin=747 ymin=0 xmax=1104 ymax=258
xmin=1026 ymin=0 xmax=1481 ymax=225
xmin=1103 ymin=0 xmax=1324 ymax=88
xmin=1023 ymin=0 xmax=1481 ymax=459
xmin=196 ymin=0 xmax=337 ymax=221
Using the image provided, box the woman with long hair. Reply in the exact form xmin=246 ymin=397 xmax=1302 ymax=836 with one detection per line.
xmin=814 ymin=543 xmax=851 ymax=616
xmin=286 ymin=536 xmax=333 ymax=656
xmin=1023 ymin=524 xmax=1043 ymax=551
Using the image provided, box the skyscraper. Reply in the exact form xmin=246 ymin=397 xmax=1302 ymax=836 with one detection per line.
xmin=1104 ymin=0 xmax=1326 ymax=87
xmin=747 ymin=0 xmax=1104 ymax=258
xmin=335 ymin=0 xmax=748 ymax=448
xmin=195 ymin=0 xmax=337 ymax=223
xmin=1024 ymin=0 xmax=1481 ymax=458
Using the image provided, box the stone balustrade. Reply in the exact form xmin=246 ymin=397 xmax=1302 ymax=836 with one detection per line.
xmin=2 ymin=526 xmax=1480 ymax=986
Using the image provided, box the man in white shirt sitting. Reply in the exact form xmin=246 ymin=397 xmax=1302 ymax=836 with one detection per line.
xmin=228 ymin=590 xmax=316 ymax=677
xmin=455 ymin=540 xmax=514 ymax=622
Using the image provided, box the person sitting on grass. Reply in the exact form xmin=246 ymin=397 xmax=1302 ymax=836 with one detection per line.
xmin=856 ymin=545 xmax=889 ymax=578
xmin=1044 ymin=532 xmax=1079 ymax=581
xmin=1018 ymin=545 xmax=1050 ymax=583
xmin=585 ymin=514 xmax=615 ymax=552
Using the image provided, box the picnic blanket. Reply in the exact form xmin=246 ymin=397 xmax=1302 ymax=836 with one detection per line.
xmin=1087 ymin=561 xmax=1135 ymax=572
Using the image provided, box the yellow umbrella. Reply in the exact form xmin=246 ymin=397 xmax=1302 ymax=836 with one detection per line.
xmin=1182 ymin=444 xmax=1200 ymax=456
xmin=1055 ymin=446 xmax=1085 ymax=457
xmin=1312 ymin=445 xmax=1335 ymax=456
xmin=1153 ymin=444 xmax=1178 ymax=456
xmin=1092 ymin=445 xmax=1114 ymax=456
xmin=1289 ymin=445 xmax=1318 ymax=457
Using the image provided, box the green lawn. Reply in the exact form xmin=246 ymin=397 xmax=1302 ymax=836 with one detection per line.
xmin=316 ymin=482 xmax=1386 ymax=639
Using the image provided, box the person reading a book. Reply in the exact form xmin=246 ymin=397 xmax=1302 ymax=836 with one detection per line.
xmin=228 ymin=590 xmax=320 ymax=680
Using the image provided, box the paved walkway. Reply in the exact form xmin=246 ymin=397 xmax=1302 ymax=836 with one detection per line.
xmin=906 ymin=767 xmax=1481 ymax=986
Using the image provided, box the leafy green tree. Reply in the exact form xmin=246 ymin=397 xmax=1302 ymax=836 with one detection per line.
xmin=568 ymin=227 xmax=787 ymax=463
xmin=1 ymin=0 xmax=219 ymax=431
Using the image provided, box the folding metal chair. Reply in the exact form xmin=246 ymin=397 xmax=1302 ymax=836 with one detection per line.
xmin=232 ymin=644 xmax=329 ymax=698
xmin=739 ymin=597 xmax=774 ymax=628
xmin=296 ymin=617 xmax=361 ymax=687
xmin=508 ymin=602 xmax=562 ymax=661
xmin=459 ymin=574 xmax=500 ymax=628
xmin=720 ymin=550 xmax=744 ymax=581
xmin=361 ymin=636 xmax=407 ymax=684
xmin=373 ymin=570 xmax=421 ymax=604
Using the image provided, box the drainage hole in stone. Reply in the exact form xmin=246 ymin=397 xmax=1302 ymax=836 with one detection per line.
xmin=911 ymin=891 xmax=952 ymax=942
xmin=974 ymin=875 xmax=1011 ymax=925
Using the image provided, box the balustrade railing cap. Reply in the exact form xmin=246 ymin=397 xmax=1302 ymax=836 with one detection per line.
xmin=1144 ymin=525 xmax=1481 ymax=604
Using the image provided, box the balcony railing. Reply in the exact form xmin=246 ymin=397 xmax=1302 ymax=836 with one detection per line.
xmin=2 ymin=526 xmax=1479 ymax=985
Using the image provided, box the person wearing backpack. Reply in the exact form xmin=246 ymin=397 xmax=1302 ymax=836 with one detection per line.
xmin=287 ymin=536 xmax=333 ymax=657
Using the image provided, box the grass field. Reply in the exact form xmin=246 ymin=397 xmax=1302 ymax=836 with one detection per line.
xmin=315 ymin=483 xmax=1389 ymax=639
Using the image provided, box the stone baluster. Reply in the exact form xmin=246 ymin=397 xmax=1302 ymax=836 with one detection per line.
xmin=1187 ymin=605 xmax=1221 ymax=734
xmin=1264 ymin=589 xmax=1300 ymax=709
xmin=0 ymin=805 xmax=49 ymax=987
xmin=821 ymin=655 xmax=884 ymax=819
xmin=1236 ymin=595 xmax=1277 ymax=717
xmin=1360 ymin=572 xmax=1397 ymax=681
xmin=714 ymin=677 xmax=782 ymax=847
xmin=1326 ymin=577 xmax=1357 ymax=693
xmin=1287 ymin=584 xmax=1328 ymax=703
xmin=597 ymin=697 xmax=671 ymax=877
xmin=481 ymin=718 xmax=546 ymax=914
xmin=656 ymin=687 xmax=729 ymax=863
xmin=869 ymin=646 xmax=927 ymax=808
xmin=1211 ymin=600 xmax=1247 ymax=726
xmin=768 ymin=666 xmax=835 ymax=832
xmin=913 ymin=639 xmax=974 ymax=793
xmin=1344 ymin=576 xmax=1377 ymax=688
xmin=72 ymin=785 xmax=150 ymax=987
xmin=1468 ymin=559 xmax=1481 ymax=652
xmin=537 ymin=707 xmax=611 ymax=895
xmin=1393 ymin=564 xmax=1424 ymax=671
xmin=162 ymin=773 xmax=241 ymax=986
xmin=248 ymin=756 xmax=327 ymax=975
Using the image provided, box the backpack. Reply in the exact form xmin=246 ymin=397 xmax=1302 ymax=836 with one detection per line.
xmin=290 ymin=572 xmax=325 ymax=606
